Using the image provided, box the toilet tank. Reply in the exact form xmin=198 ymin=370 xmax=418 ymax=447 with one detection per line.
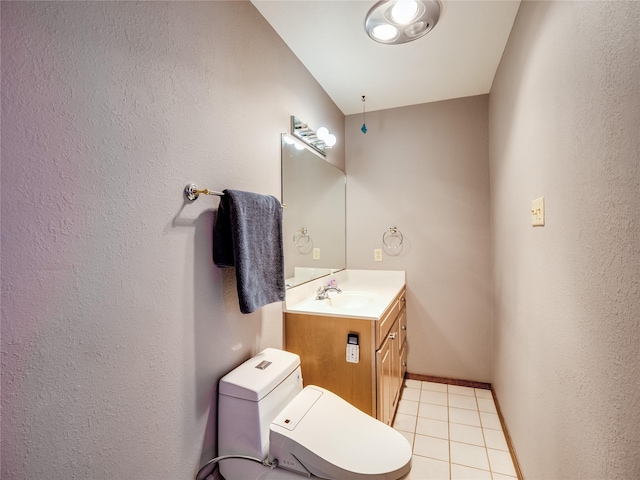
xmin=218 ymin=348 xmax=303 ymax=460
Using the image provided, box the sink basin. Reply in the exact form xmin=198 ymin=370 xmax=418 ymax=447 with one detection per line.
xmin=320 ymin=292 xmax=377 ymax=309
xmin=287 ymin=290 xmax=384 ymax=317
xmin=284 ymin=270 xmax=406 ymax=319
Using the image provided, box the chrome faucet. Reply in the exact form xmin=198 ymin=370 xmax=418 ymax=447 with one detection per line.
xmin=316 ymin=281 xmax=341 ymax=300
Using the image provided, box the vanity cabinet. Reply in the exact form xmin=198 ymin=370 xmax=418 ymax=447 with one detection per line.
xmin=284 ymin=288 xmax=406 ymax=425
xmin=376 ymin=304 xmax=407 ymax=425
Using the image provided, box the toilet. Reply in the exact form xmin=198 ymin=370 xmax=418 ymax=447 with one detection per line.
xmin=218 ymin=348 xmax=412 ymax=480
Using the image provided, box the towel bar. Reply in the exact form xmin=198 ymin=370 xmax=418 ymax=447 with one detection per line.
xmin=184 ymin=183 xmax=285 ymax=208
xmin=184 ymin=183 xmax=224 ymax=201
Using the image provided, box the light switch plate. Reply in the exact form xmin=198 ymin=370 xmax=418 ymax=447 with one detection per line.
xmin=374 ymin=249 xmax=383 ymax=262
xmin=532 ymin=197 xmax=545 ymax=226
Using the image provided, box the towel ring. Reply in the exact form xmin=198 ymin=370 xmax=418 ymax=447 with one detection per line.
xmin=382 ymin=227 xmax=403 ymax=249
xmin=293 ymin=227 xmax=311 ymax=248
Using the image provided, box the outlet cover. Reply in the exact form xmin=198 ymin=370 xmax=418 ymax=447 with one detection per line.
xmin=374 ymin=249 xmax=383 ymax=262
xmin=312 ymin=248 xmax=320 ymax=260
xmin=532 ymin=197 xmax=545 ymax=226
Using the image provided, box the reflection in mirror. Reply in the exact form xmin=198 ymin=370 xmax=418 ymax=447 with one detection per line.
xmin=281 ymin=133 xmax=346 ymax=288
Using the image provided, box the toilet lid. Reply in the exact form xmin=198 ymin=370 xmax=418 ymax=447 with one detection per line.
xmin=270 ymin=386 xmax=412 ymax=480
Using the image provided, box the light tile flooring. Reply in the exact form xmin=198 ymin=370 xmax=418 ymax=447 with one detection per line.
xmin=395 ymin=379 xmax=518 ymax=480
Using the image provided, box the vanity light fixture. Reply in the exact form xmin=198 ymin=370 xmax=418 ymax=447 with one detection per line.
xmin=291 ymin=116 xmax=337 ymax=157
xmin=283 ymin=134 xmax=306 ymax=150
xmin=316 ymin=127 xmax=337 ymax=148
xmin=365 ymin=0 xmax=441 ymax=45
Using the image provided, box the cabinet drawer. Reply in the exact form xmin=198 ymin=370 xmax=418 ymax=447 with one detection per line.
xmin=376 ymin=300 xmax=398 ymax=349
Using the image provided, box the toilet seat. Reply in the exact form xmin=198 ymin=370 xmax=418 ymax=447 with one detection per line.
xmin=269 ymin=386 xmax=412 ymax=480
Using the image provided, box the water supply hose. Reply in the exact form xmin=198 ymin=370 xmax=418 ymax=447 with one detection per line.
xmin=195 ymin=455 xmax=278 ymax=480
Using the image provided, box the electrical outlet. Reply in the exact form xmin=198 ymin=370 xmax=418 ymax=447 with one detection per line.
xmin=374 ymin=249 xmax=383 ymax=262
xmin=312 ymin=248 xmax=320 ymax=260
xmin=532 ymin=197 xmax=545 ymax=226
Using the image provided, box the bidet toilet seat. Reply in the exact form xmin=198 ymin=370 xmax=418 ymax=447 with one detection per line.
xmin=270 ymin=385 xmax=412 ymax=480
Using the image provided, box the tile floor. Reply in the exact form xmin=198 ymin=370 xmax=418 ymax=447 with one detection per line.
xmin=395 ymin=379 xmax=518 ymax=480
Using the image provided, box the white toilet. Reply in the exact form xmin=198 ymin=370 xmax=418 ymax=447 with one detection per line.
xmin=218 ymin=348 xmax=412 ymax=480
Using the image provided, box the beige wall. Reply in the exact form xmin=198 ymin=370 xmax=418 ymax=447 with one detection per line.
xmin=1 ymin=2 xmax=343 ymax=479
xmin=345 ymin=96 xmax=493 ymax=383
xmin=489 ymin=1 xmax=640 ymax=478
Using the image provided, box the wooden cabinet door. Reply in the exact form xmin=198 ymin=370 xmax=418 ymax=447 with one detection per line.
xmin=284 ymin=312 xmax=375 ymax=417
xmin=376 ymin=335 xmax=393 ymax=425
xmin=389 ymin=320 xmax=402 ymax=419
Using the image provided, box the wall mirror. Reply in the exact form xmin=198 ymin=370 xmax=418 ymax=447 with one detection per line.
xmin=281 ymin=133 xmax=346 ymax=288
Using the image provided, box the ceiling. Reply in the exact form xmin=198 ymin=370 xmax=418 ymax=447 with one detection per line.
xmin=252 ymin=0 xmax=521 ymax=115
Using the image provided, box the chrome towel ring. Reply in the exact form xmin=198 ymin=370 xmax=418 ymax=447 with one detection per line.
xmin=293 ymin=227 xmax=310 ymax=247
xmin=293 ymin=227 xmax=313 ymax=254
xmin=382 ymin=227 xmax=403 ymax=249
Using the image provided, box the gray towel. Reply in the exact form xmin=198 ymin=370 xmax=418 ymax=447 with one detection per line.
xmin=213 ymin=189 xmax=285 ymax=314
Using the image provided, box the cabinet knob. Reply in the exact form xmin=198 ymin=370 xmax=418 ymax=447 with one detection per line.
xmin=401 ymin=325 xmax=406 ymax=330
xmin=389 ymin=332 xmax=397 ymax=340
xmin=402 ymin=361 xmax=407 ymax=367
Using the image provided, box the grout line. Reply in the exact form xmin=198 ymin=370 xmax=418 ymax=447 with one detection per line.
xmin=475 ymin=388 xmax=489 ymax=455
xmin=476 ymin=390 xmax=493 ymax=477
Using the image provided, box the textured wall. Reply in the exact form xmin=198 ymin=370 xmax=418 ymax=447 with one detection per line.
xmin=1 ymin=2 xmax=343 ymax=479
xmin=489 ymin=1 xmax=640 ymax=478
xmin=345 ymin=96 xmax=493 ymax=383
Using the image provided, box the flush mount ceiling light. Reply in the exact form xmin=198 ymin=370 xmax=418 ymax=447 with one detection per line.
xmin=365 ymin=0 xmax=441 ymax=45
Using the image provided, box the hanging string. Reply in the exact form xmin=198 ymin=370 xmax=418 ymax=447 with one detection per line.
xmin=361 ymin=95 xmax=367 ymax=134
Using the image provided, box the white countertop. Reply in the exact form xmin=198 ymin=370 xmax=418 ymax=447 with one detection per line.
xmin=284 ymin=269 xmax=406 ymax=320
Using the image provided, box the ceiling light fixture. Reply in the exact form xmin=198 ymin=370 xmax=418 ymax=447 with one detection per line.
xmin=365 ymin=0 xmax=441 ymax=45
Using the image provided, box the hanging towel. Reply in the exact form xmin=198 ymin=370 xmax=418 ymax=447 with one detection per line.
xmin=213 ymin=189 xmax=285 ymax=314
